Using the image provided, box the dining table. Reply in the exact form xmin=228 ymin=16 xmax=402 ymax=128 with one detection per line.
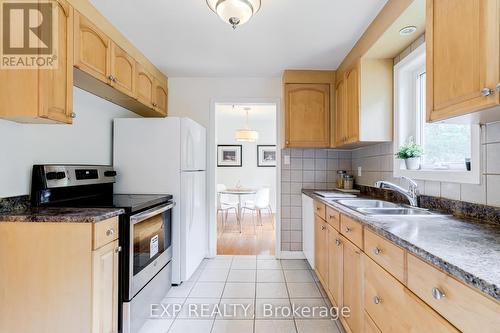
xmin=218 ymin=188 xmax=257 ymax=231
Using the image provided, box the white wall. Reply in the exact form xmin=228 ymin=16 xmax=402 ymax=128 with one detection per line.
xmin=168 ymin=77 xmax=281 ymax=128
xmin=0 ymin=87 xmax=137 ymax=197
xmin=216 ymin=104 xmax=277 ymax=210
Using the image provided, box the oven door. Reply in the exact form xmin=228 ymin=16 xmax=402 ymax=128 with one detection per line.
xmin=128 ymin=202 xmax=174 ymax=299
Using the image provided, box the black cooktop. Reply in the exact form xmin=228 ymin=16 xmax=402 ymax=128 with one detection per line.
xmin=112 ymin=194 xmax=172 ymax=213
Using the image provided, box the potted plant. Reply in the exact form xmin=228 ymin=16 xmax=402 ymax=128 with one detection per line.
xmin=395 ymin=138 xmax=423 ymax=170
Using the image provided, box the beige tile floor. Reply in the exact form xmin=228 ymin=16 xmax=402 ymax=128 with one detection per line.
xmin=139 ymin=256 xmax=343 ymax=333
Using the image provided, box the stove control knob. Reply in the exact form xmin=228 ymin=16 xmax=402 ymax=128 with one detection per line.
xmin=104 ymin=170 xmax=117 ymax=177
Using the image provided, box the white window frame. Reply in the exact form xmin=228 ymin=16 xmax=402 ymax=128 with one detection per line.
xmin=393 ymin=43 xmax=481 ymax=184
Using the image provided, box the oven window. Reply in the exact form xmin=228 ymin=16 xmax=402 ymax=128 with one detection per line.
xmin=133 ymin=209 xmax=171 ymax=275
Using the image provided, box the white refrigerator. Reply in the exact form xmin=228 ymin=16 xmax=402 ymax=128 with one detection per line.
xmin=113 ymin=117 xmax=207 ymax=284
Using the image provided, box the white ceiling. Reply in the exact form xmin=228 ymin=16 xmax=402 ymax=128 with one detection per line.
xmin=90 ymin=0 xmax=388 ymax=77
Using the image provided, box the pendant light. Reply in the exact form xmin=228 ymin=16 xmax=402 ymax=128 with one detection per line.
xmin=206 ymin=0 xmax=261 ymax=29
xmin=235 ymin=106 xmax=259 ymax=142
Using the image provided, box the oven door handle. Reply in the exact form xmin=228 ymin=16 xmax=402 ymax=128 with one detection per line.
xmin=130 ymin=202 xmax=175 ymax=225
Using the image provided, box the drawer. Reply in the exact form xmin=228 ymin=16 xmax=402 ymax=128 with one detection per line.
xmin=364 ymin=256 xmax=459 ymax=333
xmin=340 ymin=215 xmax=363 ymax=249
xmin=364 ymin=228 xmax=405 ymax=282
xmin=93 ymin=217 xmax=119 ymax=250
xmin=313 ymin=200 xmax=326 ymax=220
xmin=325 ymin=206 xmax=340 ymax=230
xmin=407 ymin=254 xmax=500 ymax=333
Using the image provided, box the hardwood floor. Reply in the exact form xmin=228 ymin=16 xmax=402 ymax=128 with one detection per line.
xmin=217 ymin=212 xmax=276 ymax=256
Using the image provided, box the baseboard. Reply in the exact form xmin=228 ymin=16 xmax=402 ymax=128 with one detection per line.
xmin=279 ymin=251 xmax=306 ymax=259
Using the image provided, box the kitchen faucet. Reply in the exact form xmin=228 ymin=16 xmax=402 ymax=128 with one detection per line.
xmin=374 ymin=176 xmax=419 ymax=207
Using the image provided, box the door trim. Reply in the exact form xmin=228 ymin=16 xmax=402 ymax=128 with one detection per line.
xmin=208 ymin=98 xmax=282 ymax=258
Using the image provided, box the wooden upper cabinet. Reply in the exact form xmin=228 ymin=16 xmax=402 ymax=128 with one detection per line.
xmin=0 ymin=0 xmax=73 ymax=124
xmin=74 ymin=11 xmax=111 ymax=84
xmin=154 ymin=78 xmax=168 ymax=116
xmin=285 ymin=83 xmax=330 ymax=147
xmin=334 ymin=78 xmax=347 ymax=146
xmin=427 ymin=0 xmax=499 ymax=122
xmin=136 ymin=64 xmax=155 ymax=107
xmin=110 ymin=43 xmax=136 ymax=97
xmin=39 ymin=0 xmax=73 ymax=124
xmin=345 ymin=66 xmax=359 ymax=144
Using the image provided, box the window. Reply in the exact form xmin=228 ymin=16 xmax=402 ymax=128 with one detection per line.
xmin=416 ymin=72 xmax=472 ymax=170
xmin=393 ymin=43 xmax=480 ymax=184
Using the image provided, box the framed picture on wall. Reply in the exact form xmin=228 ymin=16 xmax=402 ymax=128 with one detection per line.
xmin=257 ymin=145 xmax=277 ymax=167
xmin=217 ymin=145 xmax=242 ymax=167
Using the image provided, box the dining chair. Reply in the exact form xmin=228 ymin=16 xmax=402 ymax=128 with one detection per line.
xmin=241 ymin=187 xmax=273 ymax=229
xmin=217 ymin=184 xmax=239 ymax=232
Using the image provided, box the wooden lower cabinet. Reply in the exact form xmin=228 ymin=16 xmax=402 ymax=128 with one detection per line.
xmin=0 ymin=218 xmax=120 ymax=333
xmin=364 ymin=255 xmax=458 ymax=333
xmin=92 ymin=239 xmax=119 ymax=333
xmin=314 ymin=215 xmax=328 ymax=282
xmin=327 ymin=224 xmax=342 ymax=306
xmin=364 ymin=312 xmax=381 ymax=333
xmin=341 ymin=236 xmax=363 ymax=333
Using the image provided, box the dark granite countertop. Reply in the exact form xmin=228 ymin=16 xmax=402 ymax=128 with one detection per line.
xmin=303 ymin=189 xmax=500 ymax=301
xmin=0 ymin=207 xmax=125 ymax=223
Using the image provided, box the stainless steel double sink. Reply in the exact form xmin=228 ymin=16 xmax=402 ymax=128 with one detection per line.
xmin=334 ymin=199 xmax=441 ymax=216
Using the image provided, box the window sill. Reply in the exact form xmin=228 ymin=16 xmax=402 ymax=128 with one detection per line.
xmin=394 ymin=168 xmax=480 ymax=184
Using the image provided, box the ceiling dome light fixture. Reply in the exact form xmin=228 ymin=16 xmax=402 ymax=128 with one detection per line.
xmin=235 ymin=106 xmax=259 ymax=142
xmin=206 ymin=0 xmax=261 ymax=29
xmin=399 ymin=25 xmax=417 ymax=36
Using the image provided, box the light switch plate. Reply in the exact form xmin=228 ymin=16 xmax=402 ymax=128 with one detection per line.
xmin=357 ymin=167 xmax=362 ymax=176
xmin=284 ymin=155 xmax=291 ymax=165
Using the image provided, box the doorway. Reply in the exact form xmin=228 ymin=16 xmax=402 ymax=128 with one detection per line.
xmin=211 ymin=102 xmax=279 ymax=256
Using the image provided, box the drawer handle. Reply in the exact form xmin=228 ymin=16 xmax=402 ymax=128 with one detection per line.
xmin=335 ymin=239 xmax=341 ymax=246
xmin=329 ymin=215 xmax=335 ymax=220
xmin=316 ymin=207 xmax=321 ymax=211
xmin=373 ymin=247 xmax=381 ymax=255
xmin=115 ymin=246 xmax=122 ymax=253
xmin=345 ymin=227 xmax=351 ymax=233
xmin=373 ymin=296 xmax=382 ymax=304
xmin=432 ymin=287 xmax=446 ymax=300
xmin=321 ymin=225 xmax=326 ymax=230
xmin=106 ymin=228 xmax=115 ymax=237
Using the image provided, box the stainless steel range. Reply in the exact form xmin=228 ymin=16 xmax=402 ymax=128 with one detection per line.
xmin=31 ymin=164 xmax=174 ymax=333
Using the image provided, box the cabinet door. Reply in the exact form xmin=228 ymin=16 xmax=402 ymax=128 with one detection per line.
xmin=345 ymin=66 xmax=359 ymax=144
xmin=154 ymin=79 xmax=168 ymax=116
xmin=136 ymin=63 xmax=154 ymax=107
xmin=74 ymin=12 xmax=111 ymax=84
xmin=427 ymin=0 xmax=499 ymax=121
xmin=334 ymin=78 xmax=347 ymax=146
xmin=111 ymin=43 xmax=136 ymax=97
xmin=327 ymin=225 xmax=342 ymax=306
xmin=92 ymin=240 xmax=119 ymax=333
xmin=38 ymin=0 xmax=73 ymax=124
xmin=285 ymin=83 xmax=330 ymax=148
xmin=364 ymin=255 xmax=458 ymax=333
xmin=342 ymin=237 xmax=363 ymax=333
xmin=314 ymin=216 xmax=328 ymax=283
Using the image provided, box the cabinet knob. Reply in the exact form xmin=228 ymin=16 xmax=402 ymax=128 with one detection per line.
xmin=285 ymin=140 xmax=290 ymax=145
xmin=70 ymin=112 xmax=76 ymax=119
xmin=115 ymin=246 xmax=122 ymax=253
xmin=373 ymin=247 xmax=381 ymax=255
xmin=431 ymin=287 xmax=445 ymax=300
xmin=480 ymin=87 xmax=494 ymax=96
xmin=106 ymin=228 xmax=115 ymax=236
xmin=335 ymin=239 xmax=341 ymax=246
xmin=345 ymin=226 xmax=351 ymax=233
xmin=321 ymin=225 xmax=326 ymax=230
xmin=373 ymin=296 xmax=382 ymax=304
xmin=108 ymin=75 xmax=114 ymax=82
